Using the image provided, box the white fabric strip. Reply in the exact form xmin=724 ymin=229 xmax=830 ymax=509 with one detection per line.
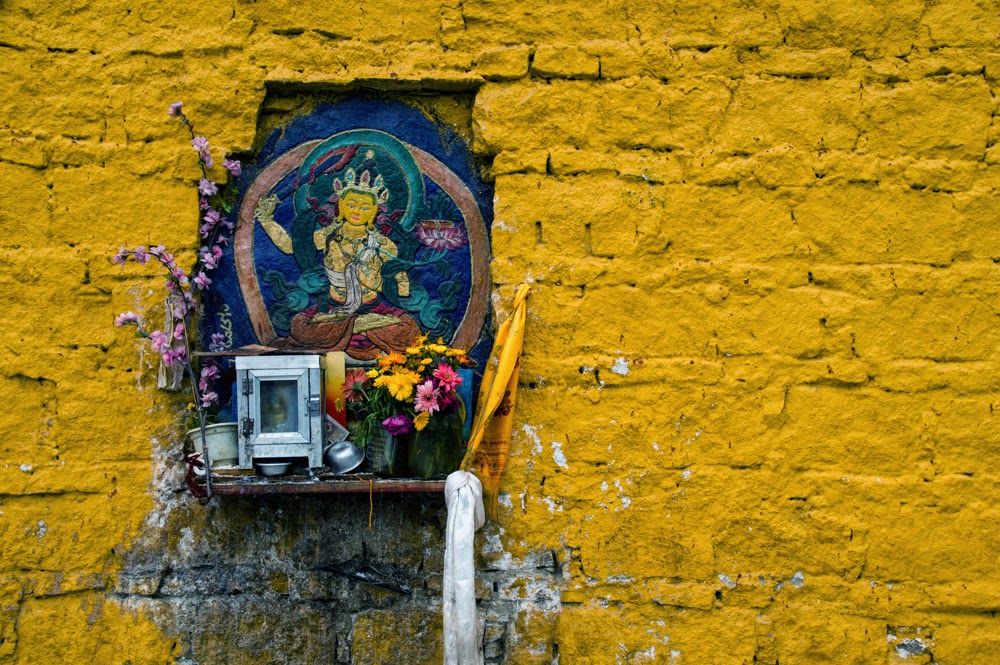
xmin=443 ymin=470 xmax=486 ymax=665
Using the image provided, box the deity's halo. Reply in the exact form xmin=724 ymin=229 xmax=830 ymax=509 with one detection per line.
xmin=292 ymin=129 xmax=425 ymax=233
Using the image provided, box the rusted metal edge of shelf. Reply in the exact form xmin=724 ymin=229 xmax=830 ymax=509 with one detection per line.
xmin=200 ymin=473 xmax=446 ymax=496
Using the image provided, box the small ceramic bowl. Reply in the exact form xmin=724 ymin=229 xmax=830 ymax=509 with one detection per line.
xmin=324 ymin=441 xmax=365 ymax=474
xmin=256 ymin=461 xmax=292 ymax=477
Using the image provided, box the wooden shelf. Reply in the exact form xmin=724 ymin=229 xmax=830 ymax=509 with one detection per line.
xmin=199 ymin=469 xmax=446 ymax=496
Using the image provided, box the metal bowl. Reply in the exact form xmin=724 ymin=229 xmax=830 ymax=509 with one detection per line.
xmin=256 ymin=461 xmax=292 ymax=477
xmin=324 ymin=440 xmax=365 ymax=474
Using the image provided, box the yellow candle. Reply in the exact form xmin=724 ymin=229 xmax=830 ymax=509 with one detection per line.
xmin=324 ymin=351 xmax=347 ymax=427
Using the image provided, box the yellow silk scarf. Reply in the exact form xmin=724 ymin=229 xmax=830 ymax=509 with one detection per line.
xmin=461 ymin=284 xmax=530 ymax=518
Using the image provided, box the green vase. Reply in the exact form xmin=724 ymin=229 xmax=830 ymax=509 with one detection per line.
xmin=408 ymin=412 xmax=463 ymax=479
xmin=365 ymin=427 xmax=402 ymax=476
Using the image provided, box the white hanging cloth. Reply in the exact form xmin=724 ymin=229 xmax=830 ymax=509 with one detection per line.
xmin=443 ymin=470 xmax=486 ymax=665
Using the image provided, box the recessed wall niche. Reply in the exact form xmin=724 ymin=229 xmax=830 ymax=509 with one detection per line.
xmin=201 ymin=91 xmax=494 ymax=384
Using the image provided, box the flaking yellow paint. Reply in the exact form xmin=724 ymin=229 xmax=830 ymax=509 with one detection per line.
xmin=2 ymin=0 xmax=1000 ymax=663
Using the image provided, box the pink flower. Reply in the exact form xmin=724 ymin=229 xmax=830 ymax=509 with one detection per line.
xmin=153 ymin=249 xmax=173 ymax=267
xmin=222 ymin=159 xmax=241 ymax=177
xmin=343 ymin=369 xmax=369 ymax=403
xmin=133 ymin=246 xmax=149 ymax=265
xmin=114 ymin=311 xmax=139 ymax=327
xmin=112 ymin=246 xmax=128 ymax=265
xmin=416 ymin=221 xmax=467 ymax=251
xmin=200 ymin=391 xmax=219 ymax=407
xmin=149 ymin=330 xmax=171 ymax=355
xmin=162 ymin=348 xmax=185 ymax=366
xmin=192 ymin=136 xmax=209 ymax=152
xmin=432 ymin=363 xmax=462 ymax=392
xmin=414 ymin=379 xmax=441 ymax=414
xmin=170 ymin=265 xmax=187 ymax=281
xmin=209 ymin=333 xmax=226 ymax=351
xmin=168 ymin=101 xmax=184 ymax=117
xmin=200 ymin=151 xmax=213 ymax=169
xmin=173 ymin=322 xmax=186 ymax=340
xmin=200 ymin=247 xmax=220 ymax=269
xmin=193 ymin=272 xmax=211 ymax=290
xmin=382 ymin=414 xmax=413 ymax=436
xmin=198 ymin=178 xmax=218 ymax=196
xmin=199 ymin=197 xmax=210 ymax=210
xmin=200 ymin=363 xmax=220 ymax=381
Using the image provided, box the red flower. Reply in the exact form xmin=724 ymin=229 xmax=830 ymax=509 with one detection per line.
xmin=343 ymin=369 xmax=369 ymax=403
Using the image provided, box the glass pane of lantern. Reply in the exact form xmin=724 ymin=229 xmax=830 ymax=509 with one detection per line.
xmin=259 ymin=380 xmax=299 ymax=433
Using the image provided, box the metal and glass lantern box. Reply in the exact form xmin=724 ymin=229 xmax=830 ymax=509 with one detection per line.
xmin=235 ymin=355 xmax=326 ymax=470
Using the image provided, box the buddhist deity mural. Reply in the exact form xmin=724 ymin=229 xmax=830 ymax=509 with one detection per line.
xmin=201 ymin=98 xmax=492 ymax=367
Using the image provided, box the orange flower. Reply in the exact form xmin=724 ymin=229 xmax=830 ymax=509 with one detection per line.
xmin=379 ymin=352 xmax=405 ymax=368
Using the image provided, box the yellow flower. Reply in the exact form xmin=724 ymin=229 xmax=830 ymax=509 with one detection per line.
xmin=366 ymin=369 xmax=379 ymax=378
xmin=413 ymin=411 xmax=430 ymax=431
xmin=382 ymin=370 xmax=420 ymax=401
xmin=405 ymin=334 xmax=429 ymax=355
xmin=429 ymin=343 xmax=447 ymax=354
xmin=419 ymin=358 xmax=432 ymax=366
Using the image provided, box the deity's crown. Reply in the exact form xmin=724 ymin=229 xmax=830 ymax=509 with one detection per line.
xmin=333 ymin=168 xmax=389 ymax=204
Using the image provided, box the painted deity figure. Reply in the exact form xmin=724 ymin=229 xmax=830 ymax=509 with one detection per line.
xmin=312 ymin=170 xmax=410 ymax=316
xmin=254 ymin=165 xmax=421 ymax=360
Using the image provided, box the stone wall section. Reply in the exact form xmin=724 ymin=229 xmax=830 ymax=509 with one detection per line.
xmin=1 ymin=1 xmax=1000 ymax=663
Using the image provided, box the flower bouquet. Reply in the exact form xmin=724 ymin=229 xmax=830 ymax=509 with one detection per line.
xmin=344 ymin=338 xmax=471 ymax=477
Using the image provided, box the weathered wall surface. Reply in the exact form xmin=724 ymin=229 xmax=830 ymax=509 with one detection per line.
xmin=2 ymin=0 xmax=1000 ymax=663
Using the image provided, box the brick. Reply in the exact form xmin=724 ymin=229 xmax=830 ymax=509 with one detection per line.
xmin=353 ymin=608 xmax=443 ymax=665
xmin=531 ymin=44 xmax=600 ymax=80
xmin=459 ymin=0 xmax=625 ymax=44
xmin=587 ymin=40 xmax=681 ymax=80
xmin=781 ymin=0 xmax=922 ymax=54
xmin=933 ymin=616 xmax=1000 ymax=665
xmin=861 ymin=78 xmax=992 ymax=160
xmin=864 ymin=477 xmax=1000 ymax=582
xmin=767 ymin=609 xmax=887 ymax=664
xmin=778 ymin=387 xmax=933 ymax=475
xmin=474 ymin=45 xmax=531 ymax=81
xmin=0 ymin=164 xmax=51 ymax=248
xmin=757 ymin=47 xmax=852 ymax=78
xmin=918 ymin=0 xmax=1000 ymax=47
xmin=50 ymin=166 xmax=197 ymax=249
xmin=474 ymin=79 xmax=730 ymax=153
xmin=793 ymin=185 xmax=962 ymax=264
xmin=714 ymin=77 xmax=862 ymax=153
xmin=627 ymin=1 xmax=784 ymax=50
xmin=246 ymin=1 xmax=441 ymax=43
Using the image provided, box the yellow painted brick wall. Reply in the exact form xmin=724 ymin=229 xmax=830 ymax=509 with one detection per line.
xmin=2 ymin=0 xmax=1000 ymax=663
